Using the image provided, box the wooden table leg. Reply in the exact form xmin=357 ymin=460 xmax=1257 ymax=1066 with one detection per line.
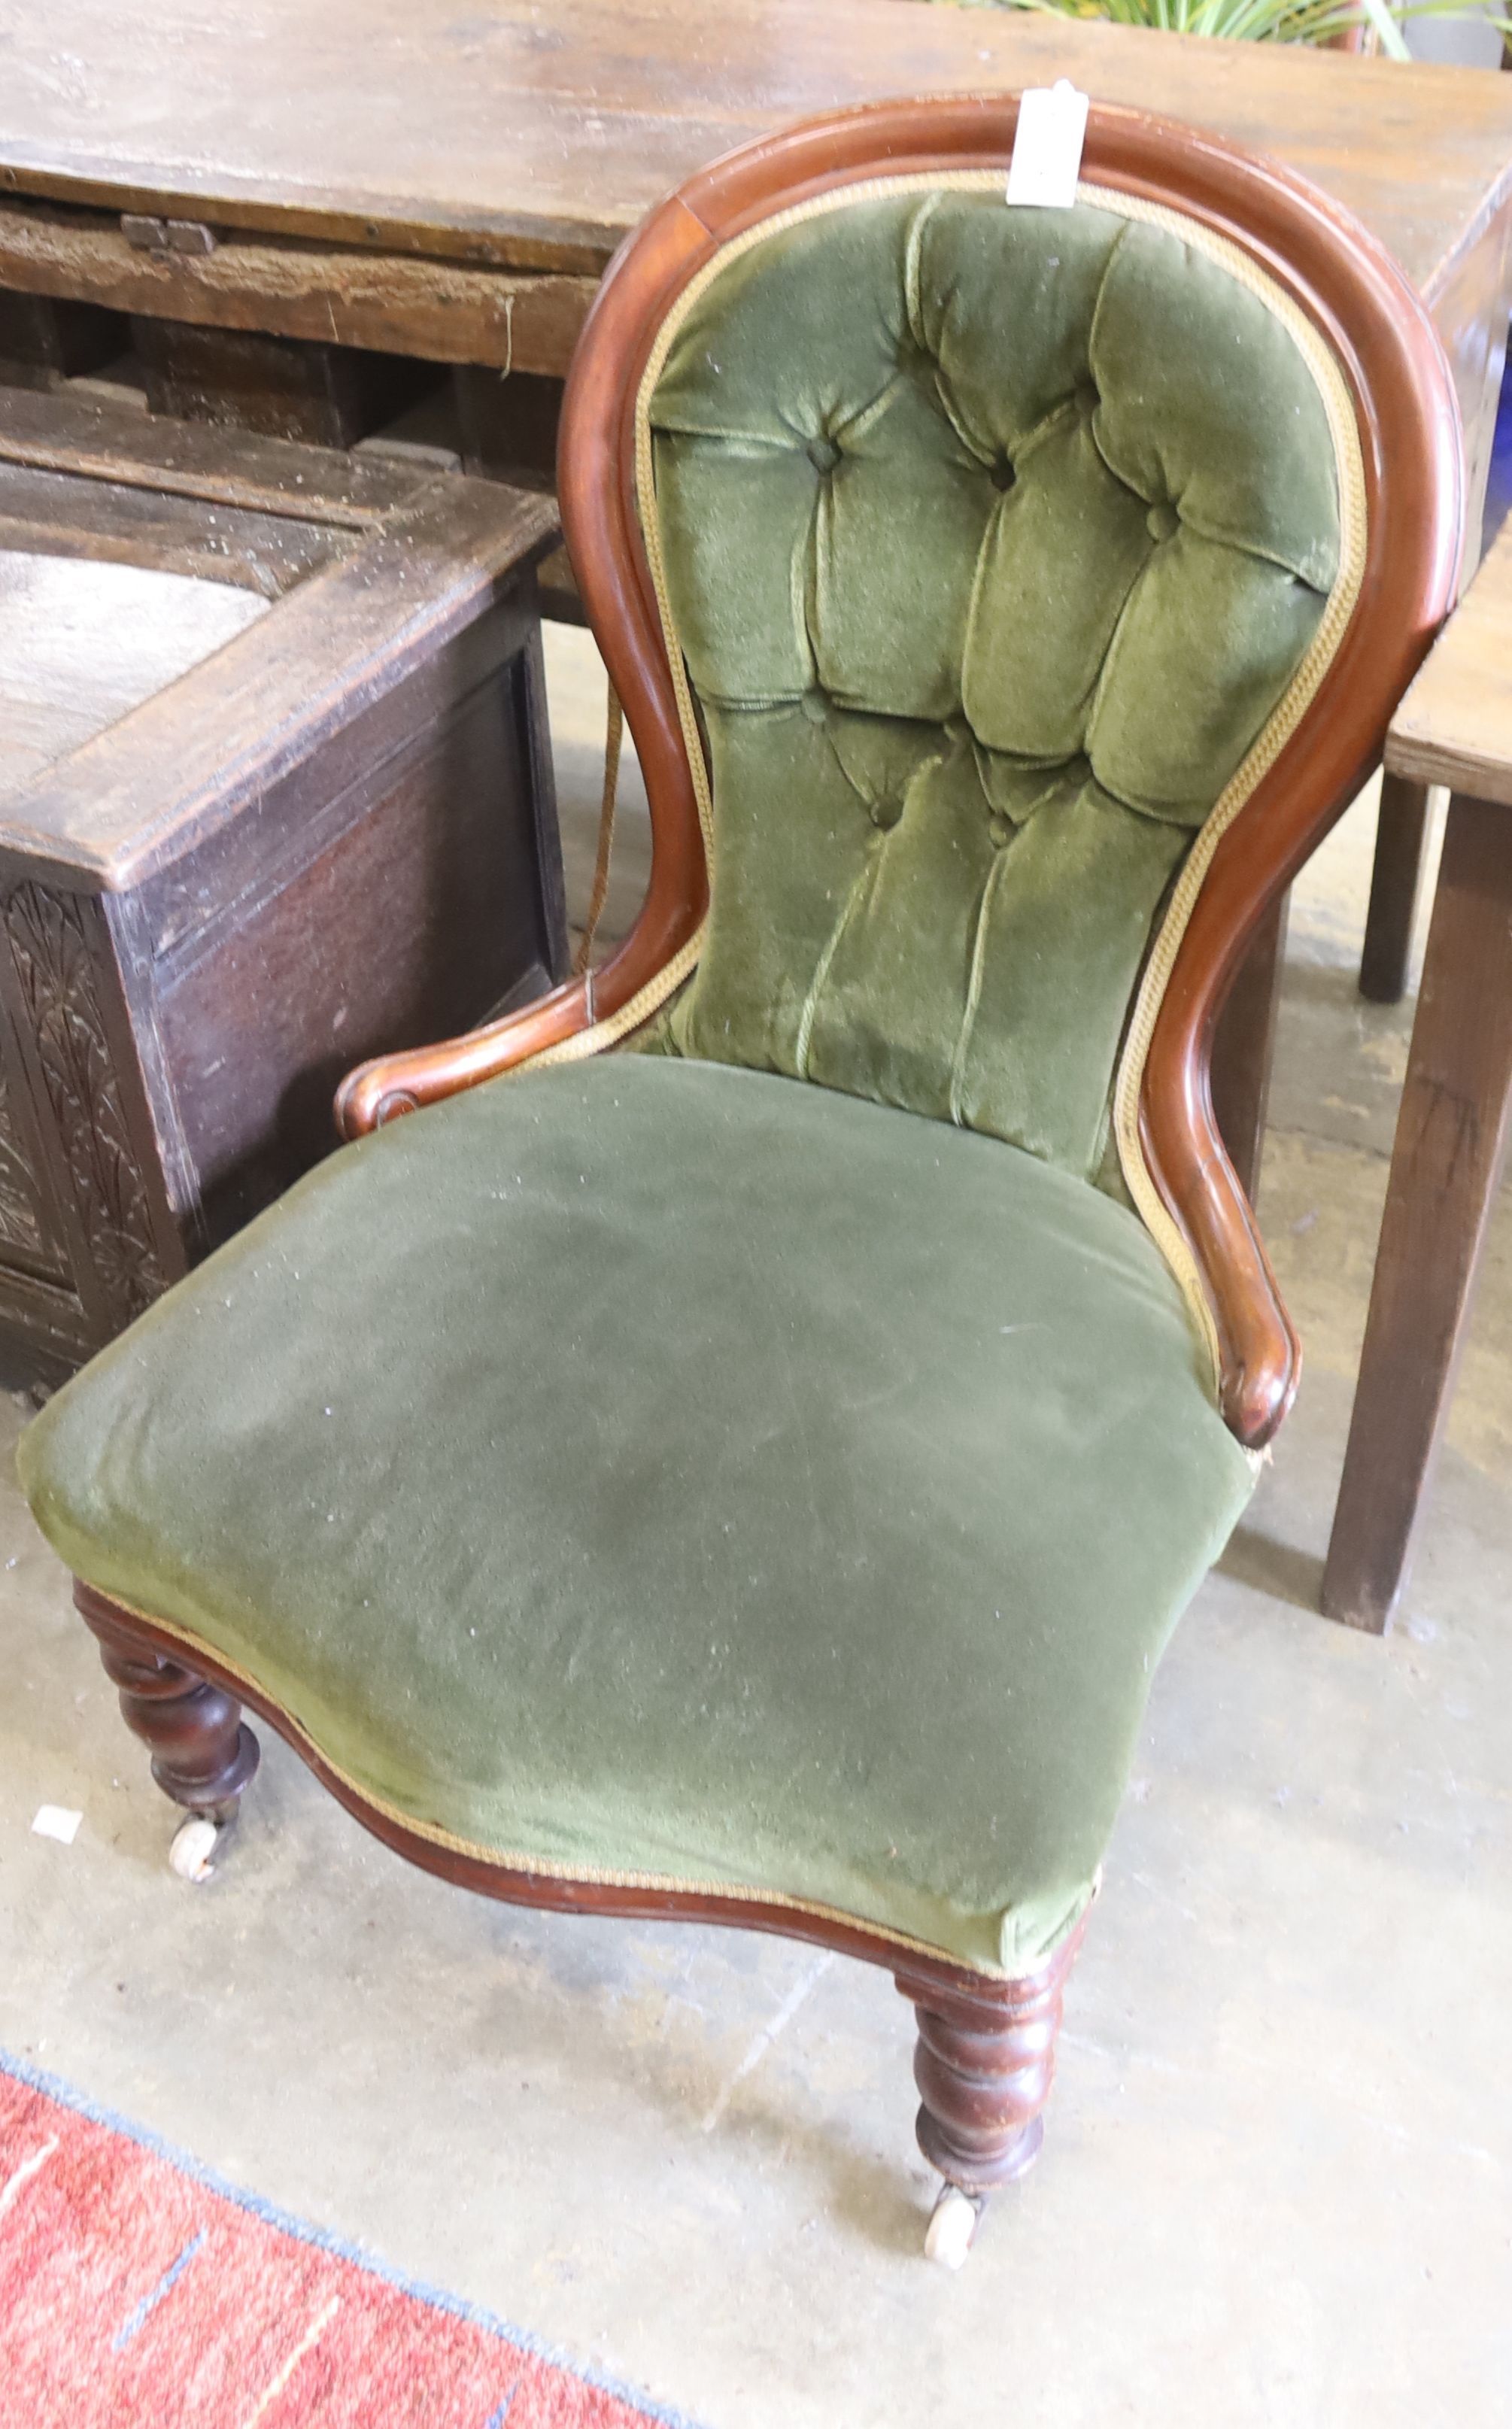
xmin=1210 ymin=890 xmax=1289 ymax=1206
xmin=1322 ymin=790 xmax=1512 ymax=1632
xmin=1359 ymin=771 xmax=1432 ymax=1005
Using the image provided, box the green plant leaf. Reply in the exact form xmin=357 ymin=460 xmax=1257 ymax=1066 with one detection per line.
xmin=1356 ymin=0 xmax=1413 ymax=55
xmin=938 ymin=0 xmax=1510 ymax=45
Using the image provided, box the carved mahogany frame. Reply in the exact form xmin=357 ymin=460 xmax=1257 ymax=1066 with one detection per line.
xmin=335 ymin=96 xmax=1464 ymax=1449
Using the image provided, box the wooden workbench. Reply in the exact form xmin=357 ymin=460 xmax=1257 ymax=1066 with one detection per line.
xmin=1322 ymin=521 xmax=1512 ymax=1632
xmin=0 ymin=0 xmax=1508 ymax=497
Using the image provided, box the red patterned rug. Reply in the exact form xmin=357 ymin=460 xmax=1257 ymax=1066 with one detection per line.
xmin=0 ymin=2051 xmax=699 ymax=2429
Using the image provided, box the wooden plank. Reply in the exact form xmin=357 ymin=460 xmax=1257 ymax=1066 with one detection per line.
xmin=0 ymin=460 xmax=345 ymax=593
xmin=1354 ymin=200 xmax=1512 ymax=1007
xmin=0 ymin=197 xmax=597 ymax=372
xmin=154 ymin=639 xmax=554 ymax=1218
xmin=0 ymin=380 xmax=418 ymax=524
xmin=0 ymin=0 xmax=1507 ymax=290
xmin=0 ymin=414 xmax=564 ymax=1386
xmin=1386 ymin=518 xmax=1512 ymax=807
xmin=140 ymin=609 xmax=530 ymax=970
xmin=0 ymin=551 xmax=270 ymax=799
xmin=1322 ymin=791 xmax=1512 ymax=1631
xmin=0 ymin=476 xmax=560 ymax=885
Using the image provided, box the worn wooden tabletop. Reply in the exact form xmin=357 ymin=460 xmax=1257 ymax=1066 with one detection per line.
xmin=1387 ymin=518 xmax=1512 ymax=806
xmin=0 ymin=0 xmax=1509 ymax=290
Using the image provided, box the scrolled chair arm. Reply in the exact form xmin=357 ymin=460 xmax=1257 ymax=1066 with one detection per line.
xmin=334 ymin=973 xmax=600 ymax=1139
xmin=334 ymin=849 xmax=706 ymax=1139
xmin=1141 ymin=1088 xmax=1300 ymax=1452
xmin=1136 ymin=840 xmax=1312 ymax=1453
xmin=1198 ymin=1165 xmax=1301 ymax=1452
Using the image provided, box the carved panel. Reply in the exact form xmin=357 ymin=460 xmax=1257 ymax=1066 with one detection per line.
xmin=0 ymin=1058 xmax=49 ymax=1261
xmin=4 ymin=884 xmax=168 ymax=1319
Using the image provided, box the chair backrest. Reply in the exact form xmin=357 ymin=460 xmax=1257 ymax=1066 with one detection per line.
xmin=640 ymin=184 xmax=1348 ymax=1189
xmin=557 ymin=100 xmax=1462 ymax=1444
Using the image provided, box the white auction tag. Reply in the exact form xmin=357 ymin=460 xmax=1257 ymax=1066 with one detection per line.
xmin=1006 ymin=81 xmax=1090 ymax=211
xmin=32 ymin=1805 xmax=82 ymax=1845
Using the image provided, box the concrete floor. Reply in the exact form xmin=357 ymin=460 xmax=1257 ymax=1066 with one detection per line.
xmin=2 ymin=626 xmax=1509 ymax=2426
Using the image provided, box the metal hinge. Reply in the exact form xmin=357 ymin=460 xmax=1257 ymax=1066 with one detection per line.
xmin=120 ymin=214 xmax=219 ymax=256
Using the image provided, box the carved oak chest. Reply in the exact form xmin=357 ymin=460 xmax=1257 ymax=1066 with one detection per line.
xmin=0 ymin=384 xmax=565 ymax=1387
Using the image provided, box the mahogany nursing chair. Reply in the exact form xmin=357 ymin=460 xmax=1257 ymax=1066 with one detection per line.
xmin=19 ymin=98 xmax=1461 ymax=2264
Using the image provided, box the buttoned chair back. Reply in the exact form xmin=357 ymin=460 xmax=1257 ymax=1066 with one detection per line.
xmin=643 ymin=185 xmax=1342 ymax=1186
xmin=539 ymin=98 xmax=1462 ymax=1444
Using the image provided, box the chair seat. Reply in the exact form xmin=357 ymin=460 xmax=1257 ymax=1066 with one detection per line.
xmin=20 ymin=1058 xmax=1252 ymax=1975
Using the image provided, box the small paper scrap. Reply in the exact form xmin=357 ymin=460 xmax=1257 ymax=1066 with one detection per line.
xmin=32 ymin=1805 xmax=82 ymax=1846
xmin=1006 ymin=81 xmax=1089 ymax=211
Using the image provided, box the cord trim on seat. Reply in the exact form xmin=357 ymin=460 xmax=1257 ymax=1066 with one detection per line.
xmin=90 ymin=1586 xmax=1088 ymax=1981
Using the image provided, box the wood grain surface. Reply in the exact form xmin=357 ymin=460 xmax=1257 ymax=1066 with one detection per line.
xmin=0 ymin=424 xmax=564 ymax=1383
xmin=0 ymin=472 xmax=557 ymax=882
xmin=0 ymin=551 xmax=267 ymax=793
xmin=0 ymin=0 xmax=1508 ymax=293
xmin=1385 ymin=519 xmax=1512 ymax=806
xmin=0 ymin=381 xmax=417 ymax=522
xmin=1322 ymin=790 xmax=1512 ymax=1629
xmin=1324 ymin=506 xmax=1512 ymax=1626
xmin=0 ymin=199 xmax=596 ymax=374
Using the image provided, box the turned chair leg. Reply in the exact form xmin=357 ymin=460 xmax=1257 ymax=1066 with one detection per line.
xmin=78 ymin=1592 xmax=260 ymax=1880
xmin=896 ymin=1919 xmax=1084 ymax=2267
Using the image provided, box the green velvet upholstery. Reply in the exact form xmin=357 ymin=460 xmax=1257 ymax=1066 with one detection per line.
xmin=20 ymin=1060 xmax=1253 ymax=1975
xmin=648 ymin=193 xmax=1340 ymax=1180
xmin=17 ymin=184 xmax=1339 ymax=1981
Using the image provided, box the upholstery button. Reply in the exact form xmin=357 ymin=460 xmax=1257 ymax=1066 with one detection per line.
xmin=1146 ymin=502 xmax=1180 ymax=542
xmin=870 ymin=797 xmax=903 ymax=832
xmin=988 ymin=814 xmax=1014 ymax=849
xmin=807 ymin=435 xmax=841 ymax=475
xmin=800 ymin=688 xmax=828 ymax=724
xmin=989 ymin=454 xmax=1016 ymax=493
xmin=1078 ymin=381 xmax=1100 ymax=417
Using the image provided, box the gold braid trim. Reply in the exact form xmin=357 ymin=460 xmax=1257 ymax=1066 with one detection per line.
xmin=1082 ymin=184 xmax=1368 ymax=1380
